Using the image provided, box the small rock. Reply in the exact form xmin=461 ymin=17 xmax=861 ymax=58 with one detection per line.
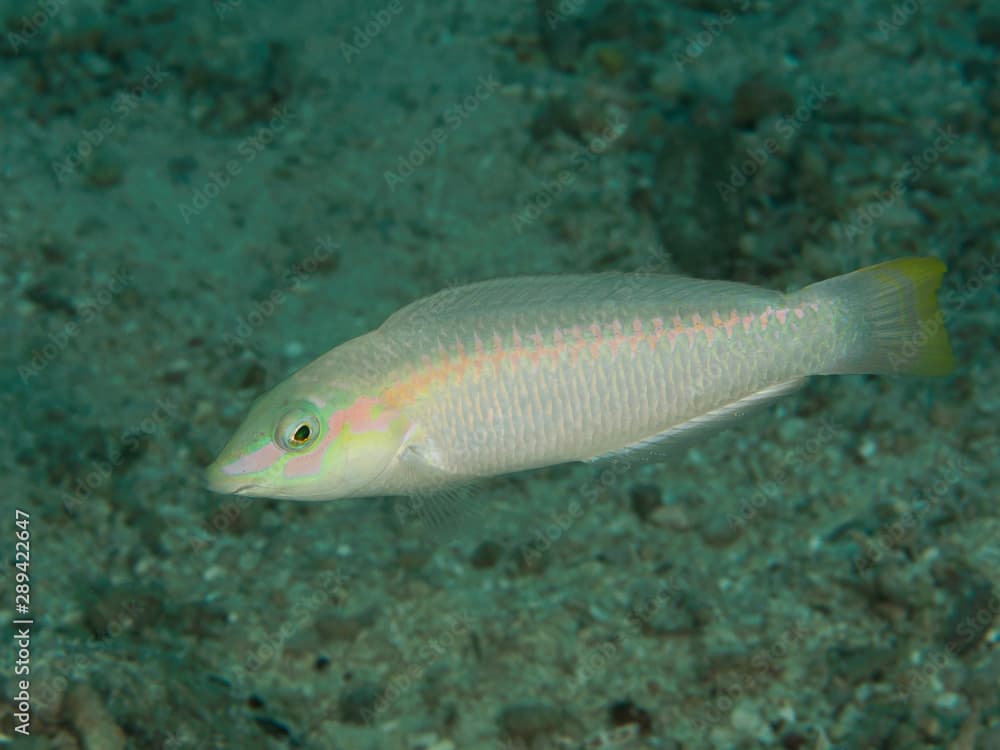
xmin=510 ymin=540 xmax=550 ymax=576
xmin=498 ymin=702 xmax=572 ymax=745
xmin=24 ymin=279 xmax=76 ymax=315
xmin=396 ymin=539 xmax=432 ymax=570
xmin=536 ymin=0 xmax=586 ymax=72
xmin=857 ymin=435 xmax=878 ymax=462
xmin=409 ymin=734 xmax=455 ymax=750
xmin=929 ymin=402 xmax=956 ymax=428
xmin=645 ymin=597 xmax=699 ymax=637
xmin=593 ymin=43 xmax=629 ymax=76
xmin=629 ymin=484 xmax=663 ymax=523
xmin=975 ymin=724 xmax=1000 ymax=750
xmin=315 ymin=606 xmax=377 ymax=641
xmin=62 ymin=683 xmax=126 ymax=750
xmin=469 ymin=540 xmax=503 ymax=569
xmin=777 ymin=417 xmax=808 ymax=445
xmin=731 ymin=699 xmax=772 ymax=743
xmin=652 ymin=502 xmax=697 ymax=531
xmin=226 ymin=360 xmax=267 ymax=390
xmin=699 ymin=513 xmax=742 ymax=547
xmin=253 ymin=715 xmax=294 ymax=741
xmin=338 ymin=682 xmax=382 ymax=725
xmin=630 ymin=581 xmax=699 ymax=636
xmin=608 ymin=698 xmax=653 ymax=735
xmin=976 ymin=15 xmax=1000 ymax=48
xmin=84 ymin=153 xmax=123 ymax=189
xmin=84 ymin=585 xmax=163 ymax=640
xmin=530 ymin=97 xmax=581 ymax=143
xmin=79 ymin=51 xmax=114 ymax=78
xmin=732 ymin=74 xmax=795 ymax=129
xmin=938 ymin=569 xmax=995 ymax=656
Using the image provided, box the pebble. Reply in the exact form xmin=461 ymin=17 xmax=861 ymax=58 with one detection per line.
xmin=62 ymin=683 xmax=126 ymax=750
xmin=498 ymin=702 xmax=572 ymax=744
xmin=338 ymin=682 xmax=382 ymax=725
xmin=731 ymin=700 xmax=773 ymax=743
xmin=629 ymin=484 xmax=663 ymax=522
xmin=470 ymin=540 xmax=503 ymax=569
xmin=700 ymin=513 xmax=742 ymax=548
xmin=731 ymin=74 xmax=795 ymax=129
xmin=976 ymin=15 xmax=1000 ymax=48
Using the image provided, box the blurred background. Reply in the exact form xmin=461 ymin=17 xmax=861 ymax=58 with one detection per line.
xmin=0 ymin=0 xmax=997 ymax=748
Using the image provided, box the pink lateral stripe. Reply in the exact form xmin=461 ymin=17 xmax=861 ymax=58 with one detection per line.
xmin=284 ymin=446 xmax=326 ymax=477
xmin=390 ymin=297 xmax=826 ymax=397
xmin=222 ymin=442 xmax=283 ymax=476
xmin=651 ymin=318 xmax=665 ymax=350
xmin=724 ymin=311 xmax=739 ymax=338
xmin=630 ymin=318 xmax=643 ymax=353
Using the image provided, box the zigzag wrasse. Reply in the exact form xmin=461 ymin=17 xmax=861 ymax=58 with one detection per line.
xmin=205 ymin=257 xmax=953 ymax=501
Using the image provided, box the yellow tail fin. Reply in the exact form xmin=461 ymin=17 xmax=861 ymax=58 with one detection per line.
xmin=812 ymin=257 xmax=954 ymax=376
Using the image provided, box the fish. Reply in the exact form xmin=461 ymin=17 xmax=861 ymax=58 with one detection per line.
xmin=205 ymin=257 xmax=953 ymax=501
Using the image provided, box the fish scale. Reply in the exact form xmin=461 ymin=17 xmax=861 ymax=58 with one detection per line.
xmin=394 ymin=300 xmax=808 ymax=474
xmin=206 ymin=258 xmax=953 ymax=501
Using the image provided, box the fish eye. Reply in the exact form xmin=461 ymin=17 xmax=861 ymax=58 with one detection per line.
xmin=275 ymin=408 xmax=322 ymax=452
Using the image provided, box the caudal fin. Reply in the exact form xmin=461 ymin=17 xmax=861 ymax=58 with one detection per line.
xmin=808 ymin=257 xmax=954 ymax=376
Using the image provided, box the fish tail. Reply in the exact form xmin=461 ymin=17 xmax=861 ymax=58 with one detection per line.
xmin=804 ymin=257 xmax=954 ymax=376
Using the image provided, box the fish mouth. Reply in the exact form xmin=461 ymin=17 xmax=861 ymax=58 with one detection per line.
xmin=204 ymin=462 xmax=259 ymax=496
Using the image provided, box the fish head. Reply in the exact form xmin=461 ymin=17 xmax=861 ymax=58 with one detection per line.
xmin=205 ymin=379 xmax=409 ymax=501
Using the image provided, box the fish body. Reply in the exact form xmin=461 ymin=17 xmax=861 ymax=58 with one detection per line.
xmin=205 ymin=257 xmax=953 ymax=501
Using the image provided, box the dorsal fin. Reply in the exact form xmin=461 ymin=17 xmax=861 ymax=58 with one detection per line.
xmin=378 ymin=273 xmax=776 ymax=331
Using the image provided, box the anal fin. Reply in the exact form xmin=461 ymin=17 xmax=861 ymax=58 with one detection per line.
xmin=582 ymin=378 xmax=806 ymax=464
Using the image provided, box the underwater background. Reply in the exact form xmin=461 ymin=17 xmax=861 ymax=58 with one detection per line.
xmin=1 ymin=0 xmax=998 ymax=748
